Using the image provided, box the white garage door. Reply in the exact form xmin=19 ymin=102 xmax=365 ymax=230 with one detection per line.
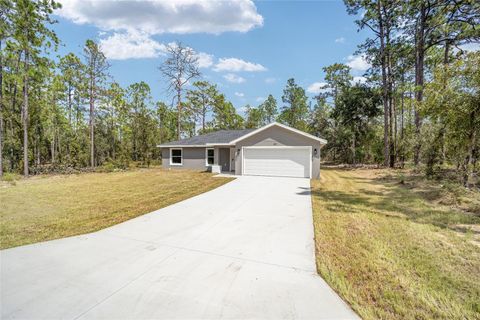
xmin=243 ymin=147 xmax=311 ymax=178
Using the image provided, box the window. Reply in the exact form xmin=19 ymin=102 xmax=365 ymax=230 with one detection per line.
xmin=206 ymin=148 xmax=214 ymax=166
xmin=170 ymin=148 xmax=182 ymax=165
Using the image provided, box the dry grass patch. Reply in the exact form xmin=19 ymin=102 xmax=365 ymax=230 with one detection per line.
xmin=0 ymin=168 xmax=232 ymax=249
xmin=311 ymin=168 xmax=480 ymax=320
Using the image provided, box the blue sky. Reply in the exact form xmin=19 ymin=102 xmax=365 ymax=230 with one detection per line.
xmin=53 ymin=0 xmax=371 ymax=114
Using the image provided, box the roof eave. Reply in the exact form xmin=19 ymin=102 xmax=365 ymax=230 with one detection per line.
xmin=157 ymin=144 xmax=206 ymax=148
xmin=157 ymin=143 xmax=235 ymax=148
xmin=205 ymin=143 xmax=234 ymax=146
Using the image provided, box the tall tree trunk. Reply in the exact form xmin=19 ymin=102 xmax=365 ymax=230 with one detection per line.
xmin=465 ymin=110 xmax=476 ymax=187
xmin=0 ymin=109 xmax=3 ymax=177
xmin=385 ymin=8 xmax=395 ymax=168
xmin=439 ymin=40 xmax=450 ymax=164
xmin=377 ymin=0 xmax=389 ymax=167
xmin=68 ymin=83 xmax=72 ymax=126
xmin=400 ymin=79 xmax=405 ymax=168
xmin=386 ymin=53 xmax=394 ymax=167
xmin=36 ymin=134 xmax=40 ymax=166
xmin=8 ymin=119 xmax=13 ymax=170
xmin=176 ymin=88 xmax=181 ymax=139
xmin=352 ymin=129 xmax=356 ymax=166
xmin=22 ymin=49 xmax=29 ymax=177
xmin=89 ymin=76 xmax=95 ymax=167
xmin=414 ymin=2 xmax=426 ymax=166
xmin=51 ymin=133 xmax=55 ymax=164
xmin=111 ymin=108 xmax=115 ymax=160
xmin=0 ymin=40 xmax=3 ymax=177
xmin=391 ymin=92 xmax=397 ymax=167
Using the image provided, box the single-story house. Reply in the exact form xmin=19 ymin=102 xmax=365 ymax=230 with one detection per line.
xmin=158 ymin=122 xmax=327 ymax=179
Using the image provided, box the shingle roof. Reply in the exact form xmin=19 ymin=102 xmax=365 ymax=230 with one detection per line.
xmin=159 ymin=129 xmax=256 ymax=146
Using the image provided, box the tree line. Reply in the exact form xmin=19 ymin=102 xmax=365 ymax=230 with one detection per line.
xmin=0 ymin=0 xmax=479 ymax=188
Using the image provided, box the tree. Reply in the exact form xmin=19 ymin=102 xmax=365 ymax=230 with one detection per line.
xmin=211 ymin=93 xmax=244 ymax=130
xmin=345 ymin=0 xmax=401 ymax=167
xmin=278 ymin=78 xmax=309 ymax=131
xmin=245 ymin=95 xmax=278 ymax=128
xmin=186 ymin=80 xmax=217 ymax=132
xmin=260 ymin=94 xmax=278 ymax=123
xmin=404 ymin=0 xmax=480 ymax=165
xmin=102 ymin=82 xmax=126 ymax=162
xmin=322 ymin=63 xmax=352 ymax=105
xmin=157 ymin=101 xmax=177 ymax=144
xmin=424 ymin=51 xmax=480 ymax=186
xmin=0 ymin=0 xmax=13 ymax=176
xmin=58 ymin=53 xmax=84 ymax=126
xmin=309 ymin=95 xmax=331 ymax=138
xmin=126 ymin=82 xmax=154 ymax=162
xmin=10 ymin=0 xmax=59 ymax=176
xmin=83 ymin=39 xmax=109 ymax=167
xmin=334 ymin=84 xmax=382 ymax=164
xmin=159 ymin=42 xmax=200 ymax=139
xmin=245 ymin=104 xmax=264 ymax=128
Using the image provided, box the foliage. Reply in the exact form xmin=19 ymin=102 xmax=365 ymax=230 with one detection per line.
xmin=209 ymin=93 xmax=244 ymax=130
xmin=278 ymin=78 xmax=310 ymax=131
xmin=186 ymin=80 xmax=217 ymax=131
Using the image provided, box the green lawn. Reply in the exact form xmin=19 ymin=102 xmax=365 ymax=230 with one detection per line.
xmin=0 ymin=168 xmax=232 ymax=249
xmin=311 ymin=168 xmax=480 ymax=320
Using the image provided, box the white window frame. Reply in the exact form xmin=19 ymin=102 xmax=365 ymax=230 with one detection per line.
xmin=170 ymin=148 xmax=183 ymax=166
xmin=205 ymin=148 xmax=215 ymax=166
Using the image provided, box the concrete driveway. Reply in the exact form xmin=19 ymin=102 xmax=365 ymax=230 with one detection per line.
xmin=1 ymin=176 xmax=358 ymax=319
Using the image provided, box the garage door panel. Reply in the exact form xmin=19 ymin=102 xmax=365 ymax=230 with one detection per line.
xmin=243 ymin=147 xmax=310 ymax=178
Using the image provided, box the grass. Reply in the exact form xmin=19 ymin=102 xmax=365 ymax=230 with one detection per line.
xmin=0 ymin=168 xmax=232 ymax=249
xmin=311 ymin=167 xmax=480 ymax=320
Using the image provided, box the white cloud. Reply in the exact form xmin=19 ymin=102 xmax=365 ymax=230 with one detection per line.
xmin=265 ymin=77 xmax=276 ymax=84
xmin=256 ymin=96 xmax=266 ymax=102
xmin=99 ymin=31 xmax=166 ymax=60
xmin=223 ymin=73 xmax=246 ymax=83
xmin=58 ymin=0 xmax=263 ymax=60
xmin=307 ymin=82 xmax=328 ymax=94
xmin=195 ymin=52 xmax=214 ymax=68
xmin=352 ymin=76 xmax=367 ymax=84
xmin=99 ymin=31 xmax=214 ymax=62
xmin=335 ymin=37 xmax=346 ymax=44
xmin=234 ymin=92 xmax=245 ymax=97
xmin=214 ymin=58 xmax=267 ymax=72
xmin=57 ymin=0 xmax=263 ymax=35
xmin=346 ymin=54 xmax=371 ymax=72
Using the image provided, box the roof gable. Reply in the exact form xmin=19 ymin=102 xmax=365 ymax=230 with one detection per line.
xmin=230 ymin=122 xmax=327 ymax=145
xmin=157 ymin=123 xmax=327 ymax=147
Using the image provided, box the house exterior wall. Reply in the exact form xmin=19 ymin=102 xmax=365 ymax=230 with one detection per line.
xmin=161 ymin=126 xmax=323 ymax=179
xmin=161 ymin=147 xmax=208 ymax=170
xmin=234 ymin=126 xmax=322 ymax=179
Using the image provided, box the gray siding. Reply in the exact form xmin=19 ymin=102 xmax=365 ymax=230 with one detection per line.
xmin=161 ymin=125 xmax=323 ymax=179
xmin=161 ymin=147 xmax=207 ymax=170
xmin=234 ymin=126 xmax=322 ymax=179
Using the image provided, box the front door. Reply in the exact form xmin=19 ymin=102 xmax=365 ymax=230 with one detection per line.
xmin=219 ymin=148 xmax=229 ymax=172
xmin=230 ymin=148 xmax=235 ymax=172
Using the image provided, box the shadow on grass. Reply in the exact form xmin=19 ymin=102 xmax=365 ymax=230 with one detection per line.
xmin=313 ymin=168 xmax=480 ymax=233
